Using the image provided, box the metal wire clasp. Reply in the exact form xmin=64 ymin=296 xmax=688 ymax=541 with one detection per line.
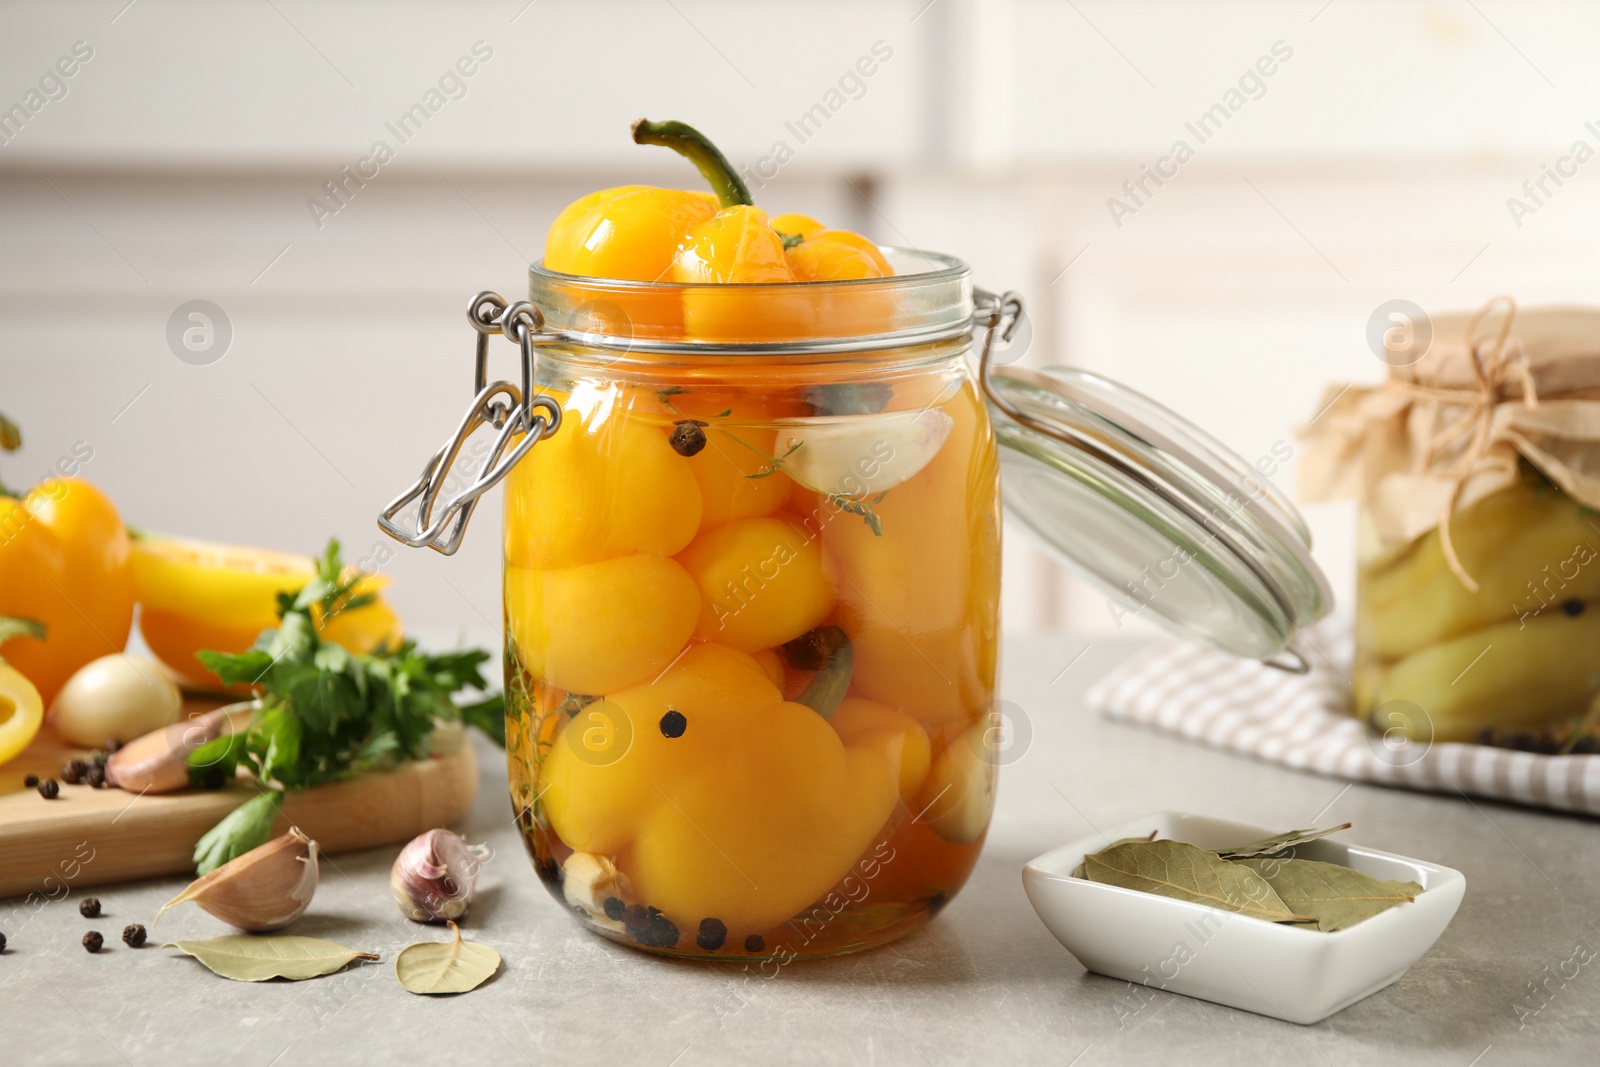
xmin=377 ymin=291 xmax=564 ymax=555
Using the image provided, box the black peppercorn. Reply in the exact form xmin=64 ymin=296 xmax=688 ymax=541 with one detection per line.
xmin=22 ymin=774 xmax=38 ymax=789
xmin=603 ymin=897 xmax=627 ymax=922
xmin=103 ymin=739 xmax=123 ymax=755
xmin=79 ymin=898 xmax=101 ymax=918
xmin=1563 ymin=598 xmax=1585 ymax=617
xmin=82 ymin=931 xmax=103 ymax=953
xmin=697 ymin=918 xmax=727 ymax=952
xmin=37 ymin=779 xmax=58 ymax=799
xmin=85 ymin=765 xmax=105 ymax=789
xmin=0 ymin=931 xmax=7 ymax=952
xmin=659 ymin=709 xmax=687 ymax=739
xmin=669 ymin=420 xmax=708 ymax=457
xmin=623 ymin=907 xmax=679 ymax=949
xmin=121 ymin=924 xmax=146 ymax=948
xmin=59 ymin=760 xmax=83 ymax=786
xmin=1575 ymin=735 xmax=1599 ymax=754
xmin=744 ymin=934 xmax=765 ymax=954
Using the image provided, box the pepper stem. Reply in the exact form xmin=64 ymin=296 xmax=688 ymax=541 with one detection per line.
xmin=631 ymin=119 xmax=753 ymax=208
xmin=0 ymin=411 xmax=21 ymax=499
xmin=0 ymin=615 xmax=46 ymax=655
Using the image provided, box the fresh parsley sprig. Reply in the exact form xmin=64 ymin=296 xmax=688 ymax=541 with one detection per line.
xmin=185 ymin=540 xmax=499 ymax=873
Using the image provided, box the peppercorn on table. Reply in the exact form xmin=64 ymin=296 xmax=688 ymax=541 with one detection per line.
xmin=3 ymin=635 xmax=1591 ymax=1067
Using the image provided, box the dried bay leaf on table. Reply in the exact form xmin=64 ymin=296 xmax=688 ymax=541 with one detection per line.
xmin=1083 ymin=839 xmax=1314 ymax=923
xmin=1210 ymin=823 xmax=1353 ymax=860
xmin=165 ymin=935 xmax=379 ymax=981
xmin=1235 ymin=857 xmax=1422 ymax=932
xmin=396 ymin=921 xmax=500 ymax=995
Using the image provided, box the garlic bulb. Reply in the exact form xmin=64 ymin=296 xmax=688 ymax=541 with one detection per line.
xmin=391 ymin=829 xmax=489 ymax=923
xmin=157 ymin=827 xmax=319 ymax=931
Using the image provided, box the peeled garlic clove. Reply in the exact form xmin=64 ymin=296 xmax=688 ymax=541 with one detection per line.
xmin=105 ymin=701 xmax=254 ymax=794
xmin=391 ymin=829 xmax=488 ymax=923
xmin=562 ymin=851 xmax=627 ymax=932
xmin=158 ymin=827 xmax=319 ymax=931
xmin=776 ymin=408 xmax=954 ymax=496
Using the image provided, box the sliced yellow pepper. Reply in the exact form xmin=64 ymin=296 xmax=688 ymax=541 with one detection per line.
xmin=0 ymin=617 xmax=46 ymax=767
xmin=132 ymin=533 xmax=402 ymax=692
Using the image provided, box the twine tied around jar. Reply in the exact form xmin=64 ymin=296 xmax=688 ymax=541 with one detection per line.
xmin=1297 ymin=296 xmax=1600 ymax=597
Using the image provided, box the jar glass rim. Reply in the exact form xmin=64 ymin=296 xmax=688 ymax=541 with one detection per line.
xmin=526 ymin=247 xmax=975 ymax=353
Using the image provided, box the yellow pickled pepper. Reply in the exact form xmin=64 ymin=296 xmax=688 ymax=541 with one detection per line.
xmin=541 ymin=644 xmax=899 ymax=932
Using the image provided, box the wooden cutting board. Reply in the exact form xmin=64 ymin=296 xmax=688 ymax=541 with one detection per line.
xmin=0 ymin=706 xmax=480 ymax=899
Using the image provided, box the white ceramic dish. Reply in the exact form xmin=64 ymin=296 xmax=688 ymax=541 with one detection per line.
xmin=1021 ymin=811 xmax=1466 ymax=1025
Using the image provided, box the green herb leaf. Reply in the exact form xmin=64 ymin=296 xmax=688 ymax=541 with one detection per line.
xmin=195 ymin=540 xmax=492 ymax=797
xmin=1211 ymin=823 xmax=1353 ymax=860
xmin=1082 ymin=839 xmax=1312 ymax=923
xmin=193 ymin=791 xmax=282 ymax=875
xmin=395 ymin=921 xmax=500 ymax=995
xmin=459 ymin=694 xmax=505 ymax=747
xmin=1234 ymin=857 xmax=1421 ymax=932
xmin=165 ymin=935 xmax=378 ymax=981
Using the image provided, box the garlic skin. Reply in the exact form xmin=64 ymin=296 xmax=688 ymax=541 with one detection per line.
xmin=51 ymin=654 xmax=182 ymax=748
xmin=562 ymin=851 xmax=628 ymax=932
xmin=158 ymin=827 xmax=319 ymax=931
xmin=391 ymin=829 xmax=488 ymax=923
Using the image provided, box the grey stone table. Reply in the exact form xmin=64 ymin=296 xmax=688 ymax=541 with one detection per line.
xmin=4 ymin=636 xmax=1595 ymax=1067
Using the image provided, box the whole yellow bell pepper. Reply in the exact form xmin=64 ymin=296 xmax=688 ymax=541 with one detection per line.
xmin=0 ymin=442 xmax=135 ymax=707
xmin=541 ymin=643 xmax=900 ymax=935
xmin=630 ymin=119 xmax=893 ymax=340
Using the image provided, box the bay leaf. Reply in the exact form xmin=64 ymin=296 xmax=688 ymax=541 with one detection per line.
xmin=1083 ymin=839 xmax=1313 ymax=923
xmin=396 ymin=921 xmax=500 ymax=995
xmin=165 ymin=935 xmax=379 ymax=981
xmin=1071 ymin=831 xmax=1157 ymax=879
xmin=1211 ymin=823 xmax=1353 ymax=860
xmin=1235 ymin=857 xmax=1422 ymax=932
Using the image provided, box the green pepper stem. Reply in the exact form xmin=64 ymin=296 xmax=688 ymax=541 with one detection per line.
xmin=631 ymin=119 xmax=753 ymax=208
xmin=796 ymin=633 xmax=853 ymax=721
xmin=0 ymin=615 xmax=46 ymax=654
xmin=0 ymin=411 xmax=22 ymax=499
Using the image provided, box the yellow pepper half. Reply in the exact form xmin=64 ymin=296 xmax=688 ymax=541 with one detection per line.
xmin=133 ymin=533 xmax=402 ymax=692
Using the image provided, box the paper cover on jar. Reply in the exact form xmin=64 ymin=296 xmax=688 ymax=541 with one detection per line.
xmin=1299 ymin=299 xmax=1600 ymax=588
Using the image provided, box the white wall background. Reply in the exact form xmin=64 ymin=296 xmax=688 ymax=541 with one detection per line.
xmin=5 ymin=0 xmax=1600 ymax=647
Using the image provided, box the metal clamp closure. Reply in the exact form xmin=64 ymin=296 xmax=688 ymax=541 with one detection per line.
xmin=377 ymin=291 xmax=563 ymax=555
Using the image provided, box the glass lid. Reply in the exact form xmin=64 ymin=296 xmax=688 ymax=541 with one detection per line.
xmin=976 ymin=293 xmax=1331 ymax=669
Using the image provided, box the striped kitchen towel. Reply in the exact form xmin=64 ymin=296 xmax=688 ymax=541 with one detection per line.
xmin=1086 ymin=621 xmax=1600 ymax=817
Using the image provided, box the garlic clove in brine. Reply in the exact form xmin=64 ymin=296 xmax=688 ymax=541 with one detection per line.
xmin=157 ymin=827 xmax=319 ymax=932
xmin=562 ymin=851 xmax=628 ymax=933
xmin=391 ymin=829 xmax=489 ymax=923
